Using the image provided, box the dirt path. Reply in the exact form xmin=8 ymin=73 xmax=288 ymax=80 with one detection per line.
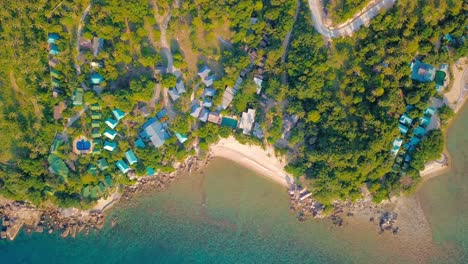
xmin=307 ymin=0 xmax=395 ymax=38
xmin=75 ymin=3 xmax=92 ymax=75
xmin=281 ymin=0 xmax=301 ymax=85
xmin=9 ymin=71 xmax=42 ymax=118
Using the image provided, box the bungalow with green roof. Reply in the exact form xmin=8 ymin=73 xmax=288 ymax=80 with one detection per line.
xmin=104 ymin=175 xmax=114 ymax=187
xmin=82 ymin=186 xmax=91 ymax=198
xmin=414 ymin=126 xmax=426 ymax=137
xmin=51 ymin=78 xmax=61 ymax=88
xmin=135 ymin=138 xmax=145 ymax=148
xmin=98 ymin=182 xmax=106 ymax=193
xmin=72 ymin=88 xmax=84 ymax=106
xmin=90 ymin=103 xmax=101 ymax=111
xmin=48 ymin=154 xmax=69 ymax=181
xmin=93 ymin=138 xmax=102 ymax=146
xmin=112 ymin=108 xmax=126 ymax=121
xmin=91 ymin=120 xmax=101 ymax=128
xmin=104 ymin=141 xmax=117 ymax=152
xmin=90 ymin=187 xmax=98 ymax=199
xmin=420 ymin=116 xmax=431 ymax=127
xmin=125 ymin=150 xmax=138 ymax=165
xmin=91 ymin=129 xmax=101 ymax=138
xmin=116 ymin=160 xmax=130 ymax=174
xmin=49 ymin=44 xmax=60 ymax=55
xmin=92 ymin=146 xmax=102 ymax=155
xmin=50 ymin=69 xmax=61 ymax=79
xmin=399 ymin=124 xmax=409 ymax=134
xmin=424 ymin=107 xmax=436 ymax=117
xmin=146 ymin=167 xmax=155 ymax=176
xmin=104 ymin=129 xmax=117 ymax=140
xmin=98 ymin=159 xmax=109 ymax=171
xmin=91 ymin=112 xmax=102 ymax=120
xmin=105 ymin=117 xmax=118 ymax=129
xmin=48 ymin=33 xmax=59 ymax=44
xmin=87 ymin=164 xmax=98 ymax=176
xmin=410 ymin=60 xmax=435 ymax=82
xmin=90 ymin=72 xmax=104 ymax=85
xmin=175 ymin=132 xmax=188 ymax=143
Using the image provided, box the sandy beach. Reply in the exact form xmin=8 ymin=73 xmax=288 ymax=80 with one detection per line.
xmin=210 ymin=137 xmax=293 ymax=187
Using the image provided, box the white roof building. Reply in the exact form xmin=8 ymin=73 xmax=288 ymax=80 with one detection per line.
xmin=239 ymin=109 xmax=256 ymax=135
xmin=253 ymin=77 xmax=263 ymax=94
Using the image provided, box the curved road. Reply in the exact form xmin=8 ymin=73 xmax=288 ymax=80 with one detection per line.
xmin=307 ymin=0 xmax=396 ymax=38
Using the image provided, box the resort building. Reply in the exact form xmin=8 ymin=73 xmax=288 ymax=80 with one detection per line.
xmin=91 ymin=120 xmax=100 ymax=128
xmin=414 ymin=126 xmax=426 ymax=137
xmin=97 ymin=159 xmax=109 ymax=171
xmin=424 ymin=107 xmax=436 ymax=117
xmin=51 ymin=79 xmax=61 ymax=88
xmin=391 ymin=138 xmax=403 ymax=156
xmin=116 ymin=160 xmax=130 ymax=174
xmin=142 ymin=120 xmax=168 ymax=148
xmin=50 ymin=69 xmax=61 ymax=79
xmin=399 ymin=113 xmax=413 ymax=126
xmin=135 ymin=138 xmax=145 ymax=148
xmin=146 ymin=167 xmax=155 ymax=176
xmin=104 ymin=129 xmax=117 ymax=140
xmin=410 ymin=60 xmax=435 ymax=82
xmin=208 ymin=112 xmax=221 ymax=124
xmin=49 ymin=44 xmax=60 ymax=55
xmin=168 ymin=88 xmax=180 ymax=101
xmin=420 ymin=116 xmax=431 ymax=127
xmin=198 ymin=66 xmax=211 ymax=80
xmin=48 ymin=154 xmax=69 ymax=181
xmin=91 ymin=112 xmax=102 ymax=120
xmin=72 ymin=88 xmax=84 ymax=106
xmin=190 ymin=103 xmax=202 ymax=118
xmin=253 ymin=123 xmax=264 ymax=139
xmin=399 ymin=124 xmax=409 ymax=134
xmin=105 ymin=118 xmax=118 ymax=129
xmin=239 ymin=109 xmax=256 ymax=135
xmin=112 ymin=108 xmax=126 ymax=121
xmin=91 ymin=129 xmax=101 ymax=139
xmin=221 ymin=86 xmax=236 ymax=110
xmin=90 ymin=103 xmax=101 ymax=111
xmin=175 ymin=132 xmax=188 ymax=144
xmin=199 ymin=108 xmax=209 ymax=122
xmin=204 ymin=88 xmax=216 ymax=97
xmin=92 ymin=37 xmax=104 ymax=57
xmin=90 ymin=72 xmax=104 ymax=85
xmin=202 ymin=98 xmax=213 ymax=108
xmin=125 ymin=150 xmax=138 ymax=165
xmin=253 ymin=76 xmax=263 ymax=94
xmin=405 ymin=137 xmax=421 ymax=152
xmin=48 ymin=33 xmax=59 ymax=44
xmin=103 ymin=141 xmax=117 ymax=152
xmin=176 ymin=79 xmax=186 ymax=94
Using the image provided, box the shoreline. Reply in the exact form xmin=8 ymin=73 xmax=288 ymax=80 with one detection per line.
xmin=209 ymin=137 xmax=292 ymax=187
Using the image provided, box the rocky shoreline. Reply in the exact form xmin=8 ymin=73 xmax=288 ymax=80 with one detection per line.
xmin=287 ymin=184 xmax=400 ymax=234
xmin=0 ymin=156 xmax=206 ymax=241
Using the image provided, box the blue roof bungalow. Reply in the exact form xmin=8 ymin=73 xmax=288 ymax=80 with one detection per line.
xmin=414 ymin=126 xmax=426 ymax=137
xmin=203 ymin=98 xmax=213 ymax=108
xmin=105 ymin=117 xmax=118 ymax=129
xmin=176 ymin=79 xmax=186 ymax=94
xmin=156 ymin=109 xmax=167 ymax=120
xmin=135 ymin=138 xmax=145 ymax=148
xmin=48 ymin=33 xmax=59 ymax=44
xmin=90 ymin=72 xmax=104 ymax=85
xmin=199 ymin=108 xmax=209 ymax=122
xmin=142 ymin=120 xmax=168 ymax=148
xmin=146 ymin=167 xmax=155 ymax=176
xmin=190 ymin=103 xmax=202 ymax=118
xmin=103 ymin=141 xmax=117 ymax=152
xmin=125 ymin=150 xmax=138 ymax=165
xmin=104 ymin=129 xmax=117 ymax=140
xmin=116 ymin=160 xmax=130 ymax=174
xmin=399 ymin=124 xmax=409 ymax=134
xmin=391 ymin=138 xmax=403 ymax=156
xmin=204 ymin=88 xmax=216 ymax=97
xmin=168 ymin=88 xmax=180 ymax=101
xmin=410 ymin=60 xmax=435 ymax=82
xmin=399 ymin=114 xmax=413 ymax=126
xmin=198 ymin=66 xmax=211 ymax=81
xmin=405 ymin=137 xmax=421 ymax=151
xmin=175 ymin=132 xmax=188 ymax=143
xmin=420 ymin=116 xmax=431 ymax=127
xmin=424 ymin=107 xmax=436 ymax=117
xmin=112 ymin=108 xmax=126 ymax=121
xmin=49 ymin=44 xmax=60 ymax=55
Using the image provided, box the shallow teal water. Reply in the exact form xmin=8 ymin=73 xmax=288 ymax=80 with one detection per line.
xmin=0 ymin=107 xmax=467 ymax=263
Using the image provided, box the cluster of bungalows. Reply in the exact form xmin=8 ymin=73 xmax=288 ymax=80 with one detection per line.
xmin=391 ymin=106 xmax=437 ymax=172
xmin=48 ymin=33 xmax=69 ymax=120
xmin=168 ymin=77 xmax=186 ymax=101
xmin=410 ymin=59 xmax=449 ymax=92
xmin=79 ymin=35 xmax=105 ymax=93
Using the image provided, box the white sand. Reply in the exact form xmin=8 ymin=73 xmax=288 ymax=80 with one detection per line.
xmin=444 ymin=57 xmax=467 ymax=112
xmin=210 ymin=137 xmax=293 ymax=187
xmin=91 ymin=190 xmax=122 ymax=212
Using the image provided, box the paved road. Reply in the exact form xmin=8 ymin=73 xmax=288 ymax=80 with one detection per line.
xmin=307 ymin=0 xmax=396 ymax=38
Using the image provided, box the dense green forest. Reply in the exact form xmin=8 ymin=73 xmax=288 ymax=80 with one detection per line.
xmin=0 ymin=0 xmax=466 ymax=208
xmin=324 ymin=0 xmax=369 ymax=24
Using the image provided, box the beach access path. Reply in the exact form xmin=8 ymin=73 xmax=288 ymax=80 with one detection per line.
xmin=210 ymin=137 xmax=294 ymax=187
xmin=307 ymin=0 xmax=396 ymax=38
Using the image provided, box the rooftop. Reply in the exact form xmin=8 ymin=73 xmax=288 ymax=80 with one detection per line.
xmin=103 ymin=141 xmax=117 ymax=152
xmin=72 ymin=88 xmax=84 ymax=106
xmin=112 ymin=108 xmax=126 ymax=121
xmin=90 ymin=72 xmax=104 ymax=85
xmin=116 ymin=160 xmax=130 ymax=174
xmin=125 ymin=150 xmax=138 ymax=165
xmin=105 ymin=118 xmax=118 ymax=129
xmin=239 ymin=109 xmax=256 ymax=135
xmin=176 ymin=79 xmax=186 ymax=94
xmin=410 ymin=60 xmax=435 ymax=83
xmin=144 ymin=120 xmax=167 ymax=148
xmin=103 ymin=129 xmax=117 ymax=140
xmin=399 ymin=114 xmax=413 ymax=126
xmin=175 ymin=132 xmax=188 ymax=143
xmin=399 ymin=124 xmax=409 ymax=134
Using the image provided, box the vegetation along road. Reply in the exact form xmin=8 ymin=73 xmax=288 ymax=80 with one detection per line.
xmin=307 ymin=0 xmax=396 ymax=38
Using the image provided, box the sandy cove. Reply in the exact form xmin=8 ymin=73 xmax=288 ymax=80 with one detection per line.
xmin=209 ymin=137 xmax=293 ymax=187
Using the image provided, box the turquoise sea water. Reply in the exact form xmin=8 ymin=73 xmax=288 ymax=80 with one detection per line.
xmin=1 ymin=107 xmax=467 ymax=263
